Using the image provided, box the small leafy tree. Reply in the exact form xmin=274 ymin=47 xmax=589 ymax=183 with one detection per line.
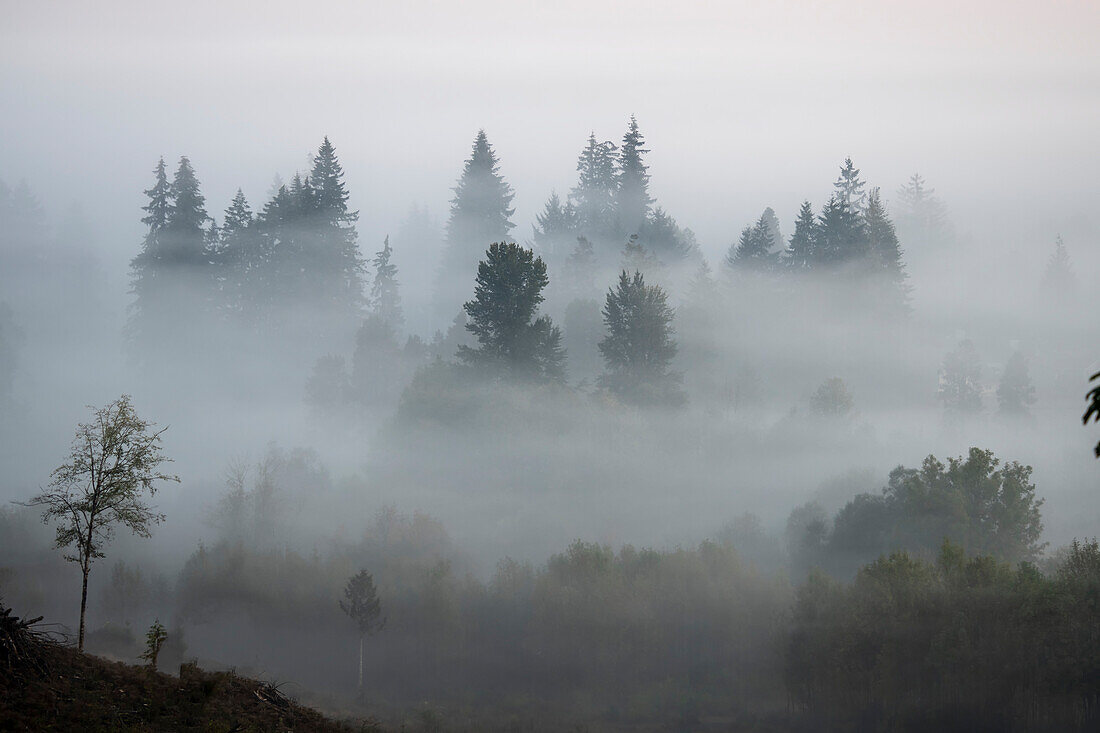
xmin=340 ymin=569 xmax=385 ymax=697
xmin=1085 ymin=371 xmax=1100 ymax=457
xmin=22 ymin=395 xmax=178 ymax=651
xmin=997 ymin=351 xmax=1036 ymax=418
xmin=810 ymin=377 xmax=854 ymax=418
xmin=140 ymin=618 xmax=167 ymax=670
xmin=938 ymin=339 xmax=983 ymax=416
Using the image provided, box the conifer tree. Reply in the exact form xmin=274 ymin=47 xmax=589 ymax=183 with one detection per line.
xmin=726 ymin=213 xmax=776 ymax=272
xmin=834 ymin=157 xmax=867 ymax=213
xmin=638 ymin=207 xmax=693 ymax=263
xmin=370 ymin=236 xmax=403 ymax=329
xmin=532 ymin=191 xmax=578 ymax=263
xmin=997 ymin=351 xmax=1036 ymax=418
xmin=862 ymin=188 xmax=910 ymax=308
xmin=816 ymin=194 xmax=867 ymax=265
xmin=621 ymin=234 xmax=659 ymax=276
xmin=1041 ymin=235 xmax=1076 ymax=295
xmin=786 ymin=200 xmax=818 ymax=270
xmin=570 ymin=133 xmax=619 ymax=244
xmin=566 ymin=236 xmax=598 ymax=299
xmin=129 ymin=159 xmax=171 ymax=320
xmin=458 ymin=242 xmax=564 ymax=382
xmin=939 ymin=339 xmax=983 ymax=416
xmin=897 ymin=173 xmax=949 ymax=244
xmin=760 ymin=207 xmax=783 ymax=255
xmin=436 ymin=131 xmax=515 ymax=317
xmin=164 ymin=156 xmax=210 ymax=266
xmin=599 ymin=270 xmax=683 ymax=406
xmin=615 ymin=116 xmax=653 ymax=237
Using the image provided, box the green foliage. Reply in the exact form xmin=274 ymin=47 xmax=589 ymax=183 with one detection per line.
xmin=22 ymin=396 xmax=178 ymax=650
xmin=1084 ymin=372 xmax=1100 ymax=457
xmin=340 ymin=570 xmax=385 ymax=637
xmin=458 ymin=242 xmax=565 ymax=382
xmin=726 ymin=212 xmax=776 ymax=271
xmin=139 ymin=618 xmax=167 ymax=670
xmin=369 ymin=236 xmax=403 ymax=329
xmin=787 ymin=545 xmax=1100 ymax=730
xmin=598 ymin=270 xmax=683 ymax=406
xmin=615 ymin=115 xmax=653 ymax=237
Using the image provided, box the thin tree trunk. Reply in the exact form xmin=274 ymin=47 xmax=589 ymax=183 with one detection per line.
xmin=357 ymin=635 xmax=364 ymax=697
xmin=78 ymin=566 xmax=90 ymax=652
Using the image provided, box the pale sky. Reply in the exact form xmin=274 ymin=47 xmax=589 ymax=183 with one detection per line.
xmin=2 ymin=0 xmax=1098 ymax=272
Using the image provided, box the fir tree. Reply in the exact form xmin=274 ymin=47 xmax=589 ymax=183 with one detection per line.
xmin=129 ymin=159 xmax=171 ymax=319
xmin=862 ymin=188 xmax=910 ymax=308
xmin=997 ymin=351 xmax=1036 ymax=418
xmin=598 ymin=270 xmax=683 ymax=406
xmin=939 ymin=339 xmax=983 ymax=416
xmin=1041 ymin=235 xmax=1076 ymax=295
xmin=726 ymin=213 xmax=776 ymax=271
xmin=570 ymin=133 xmax=619 ymax=244
xmin=370 ymin=236 xmax=403 ymax=329
xmin=532 ymin=191 xmax=578 ymax=263
xmin=896 ymin=173 xmax=949 ymax=244
xmin=163 ymin=156 xmax=209 ymax=266
xmin=566 ymin=236 xmax=597 ymax=298
xmin=436 ymin=131 xmax=516 ymax=317
xmin=615 ymin=116 xmax=653 ymax=237
xmin=834 ymin=157 xmax=867 ymax=213
xmin=786 ymin=200 xmax=818 ymax=270
xmin=816 ymin=194 xmax=866 ymax=265
xmin=760 ymin=207 xmax=783 ymax=255
xmin=458 ymin=242 xmax=564 ymax=382
xmin=621 ymin=234 xmax=659 ymax=275
xmin=638 ymin=207 xmax=693 ymax=263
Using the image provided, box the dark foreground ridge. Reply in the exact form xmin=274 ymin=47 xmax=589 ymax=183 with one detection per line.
xmin=0 ymin=602 xmax=377 ymax=732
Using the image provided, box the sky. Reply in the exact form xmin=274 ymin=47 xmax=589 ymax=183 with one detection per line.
xmin=2 ymin=0 xmax=1098 ymax=278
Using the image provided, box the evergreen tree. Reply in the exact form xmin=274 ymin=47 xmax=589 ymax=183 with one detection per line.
xmin=163 ymin=156 xmax=210 ymax=266
xmin=896 ymin=173 xmax=949 ymax=244
xmin=570 ymin=133 xmax=619 ymax=245
xmin=785 ymin=200 xmax=818 ymax=270
xmin=566 ymin=236 xmax=598 ymax=299
xmin=938 ymin=339 xmax=983 ymax=416
xmin=458 ymin=242 xmax=565 ymax=382
xmin=129 ymin=159 xmax=171 ymax=321
xmin=816 ymin=194 xmax=867 ymax=265
xmin=615 ymin=116 xmax=653 ymax=237
xmin=598 ymin=270 xmax=683 ymax=406
xmin=436 ymin=131 xmax=515 ymax=317
xmin=621 ymin=234 xmax=659 ymax=276
xmin=760 ymin=207 xmax=783 ymax=255
xmin=997 ymin=351 xmax=1036 ymax=417
xmin=862 ymin=188 xmax=911 ymax=308
xmin=370 ymin=236 xmax=403 ymax=329
xmin=638 ymin=207 xmax=694 ymax=263
xmin=726 ymin=213 xmax=776 ymax=272
xmin=833 ymin=157 xmax=867 ymax=213
xmin=532 ymin=191 xmax=578 ymax=263
xmin=1041 ymin=235 xmax=1076 ymax=295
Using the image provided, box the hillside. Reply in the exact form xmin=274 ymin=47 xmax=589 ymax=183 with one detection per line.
xmin=0 ymin=603 xmax=377 ymax=732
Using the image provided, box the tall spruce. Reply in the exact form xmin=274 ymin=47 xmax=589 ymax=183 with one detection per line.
xmin=834 ymin=157 xmax=867 ymax=213
xmin=436 ymin=131 xmax=516 ymax=317
xmin=598 ymin=270 xmax=683 ymax=406
xmin=615 ymin=116 xmax=653 ymax=237
xmin=816 ymin=194 xmax=866 ymax=265
xmin=458 ymin=242 xmax=564 ymax=382
xmin=163 ymin=156 xmax=209 ymax=267
xmin=863 ymin=188 xmax=910 ymax=308
xmin=532 ymin=191 xmax=578 ymax=263
xmin=786 ymin=200 xmax=818 ymax=270
xmin=571 ymin=133 xmax=619 ymax=245
xmin=726 ymin=213 xmax=776 ymax=272
xmin=997 ymin=351 xmax=1036 ymax=418
xmin=897 ymin=173 xmax=949 ymax=244
xmin=1041 ymin=235 xmax=1076 ymax=295
xmin=370 ymin=236 xmax=403 ymax=329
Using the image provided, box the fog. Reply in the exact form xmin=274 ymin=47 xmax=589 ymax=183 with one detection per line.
xmin=2 ymin=2 xmax=1099 ymax=730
